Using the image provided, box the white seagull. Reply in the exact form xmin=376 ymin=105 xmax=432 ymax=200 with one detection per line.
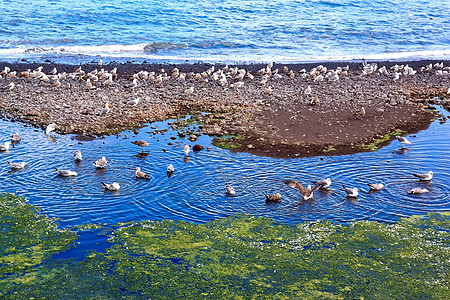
xmin=101 ymin=182 xmax=120 ymax=191
xmin=11 ymin=133 xmax=21 ymax=143
xmin=342 ymin=185 xmax=359 ymax=198
xmin=127 ymin=97 xmax=140 ymax=107
xmin=46 ymin=123 xmax=57 ymax=135
xmin=0 ymin=142 xmax=11 ymax=151
xmin=7 ymin=161 xmax=27 ymax=170
xmin=183 ymin=144 xmax=190 ymax=156
xmin=304 ymin=85 xmax=312 ymax=96
xmin=312 ymin=178 xmax=332 ymax=189
xmin=167 ymin=164 xmax=175 ymax=173
xmin=413 ymin=171 xmax=433 ymax=181
xmin=226 ymin=183 xmax=236 ymax=196
xmin=407 ymin=187 xmax=429 ymax=194
xmin=99 ymin=103 xmax=113 ymax=116
xmin=367 ymin=183 xmax=384 ymax=191
xmin=55 ymin=167 xmax=77 ymax=177
xmin=74 ymin=150 xmax=82 ymax=161
xmin=93 ymin=156 xmax=108 ymax=168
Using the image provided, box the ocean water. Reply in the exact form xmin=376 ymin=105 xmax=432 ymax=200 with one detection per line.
xmin=0 ymin=0 xmax=449 ymax=64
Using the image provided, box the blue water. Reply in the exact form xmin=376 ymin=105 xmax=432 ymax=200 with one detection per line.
xmin=0 ymin=0 xmax=449 ymax=64
xmin=1 ymin=108 xmax=449 ymax=229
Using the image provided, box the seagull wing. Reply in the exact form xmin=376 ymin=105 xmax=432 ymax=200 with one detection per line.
xmin=284 ymin=180 xmax=308 ymax=195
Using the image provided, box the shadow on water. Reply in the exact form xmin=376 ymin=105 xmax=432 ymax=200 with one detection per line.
xmin=0 ymin=108 xmax=449 ymax=228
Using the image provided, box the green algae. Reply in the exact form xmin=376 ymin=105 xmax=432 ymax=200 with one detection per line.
xmin=212 ymin=134 xmax=245 ymax=150
xmin=1 ymin=193 xmax=449 ymax=299
xmin=357 ymin=129 xmax=404 ymax=151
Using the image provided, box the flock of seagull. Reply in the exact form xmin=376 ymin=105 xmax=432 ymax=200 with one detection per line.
xmin=0 ymin=123 xmax=436 ymax=199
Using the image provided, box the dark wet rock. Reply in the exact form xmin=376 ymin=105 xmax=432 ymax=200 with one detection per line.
xmin=193 ymin=144 xmax=203 ymax=151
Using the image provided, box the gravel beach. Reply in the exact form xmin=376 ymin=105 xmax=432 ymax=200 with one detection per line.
xmin=1 ymin=60 xmax=449 ymax=158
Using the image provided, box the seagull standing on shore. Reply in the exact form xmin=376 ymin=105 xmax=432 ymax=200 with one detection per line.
xmin=127 ymin=97 xmax=140 ymax=107
xmin=93 ymin=156 xmax=108 ymax=168
xmin=46 ymin=123 xmax=57 ymax=135
xmin=304 ymin=85 xmax=312 ymax=97
xmin=413 ymin=171 xmax=433 ymax=181
xmin=99 ymin=103 xmax=113 ymax=116
xmin=284 ymin=180 xmax=319 ymax=200
xmin=396 ymin=136 xmax=412 ymax=148
xmin=126 ymin=78 xmax=138 ymax=93
xmin=342 ymin=185 xmax=359 ymax=198
xmin=74 ymin=150 xmax=82 ymax=161
xmin=4 ymin=82 xmax=15 ymax=92
xmin=102 ymin=182 xmax=120 ymax=191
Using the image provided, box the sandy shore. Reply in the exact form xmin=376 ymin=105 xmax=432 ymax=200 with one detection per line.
xmin=0 ymin=60 xmax=449 ymax=158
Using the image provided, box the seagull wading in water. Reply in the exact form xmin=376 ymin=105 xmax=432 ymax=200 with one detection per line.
xmin=284 ymin=180 xmax=320 ymax=200
xmin=7 ymin=161 xmax=27 ymax=170
xmin=101 ymin=182 xmax=120 ymax=191
xmin=135 ymin=167 xmax=150 ymax=179
xmin=367 ymin=183 xmax=384 ymax=191
xmin=132 ymin=140 xmax=149 ymax=152
xmin=312 ymin=178 xmax=332 ymax=189
xmin=46 ymin=123 xmax=57 ymax=135
xmin=396 ymin=136 xmax=412 ymax=148
xmin=183 ymin=144 xmax=190 ymax=156
xmin=11 ymin=133 xmax=21 ymax=143
xmin=93 ymin=156 xmax=108 ymax=168
xmin=55 ymin=167 xmax=77 ymax=177
xmin=0 ymin=142 xmax=11 ymax=151
xmin=226 ymin=183 xmax=236 ymax=195
xmin=413 ymin=171 xmax=433 ymax=181
xmin=74 ymin=150 xmax=82 ymax=161
xmin=342 ymin=185 xmax=359 ymax=198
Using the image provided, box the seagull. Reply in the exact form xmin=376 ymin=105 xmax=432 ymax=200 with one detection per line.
xmin=46 ymin=123 xmax=57 ymax=135
xmin=101 ymin=182 xmax=120 ymax=191
xmin=86 ymin=78 xmax=96 ymax=90
xmin=73 ymin=150 xmax=82 ymax=161
xmin=183 ymin=144 xmax=190 ymax=156
xmin=167 ymin=164 xmax=175 ymax=173
xmin=312 ymin=178 xmax=332 ymax=189
xmin=135 ymin=167 xmax=150 ymax=179
xmin=126 ymin=97 xmax=140 ymax=107
xmin=4 ymin=82 xmax=15 ymax=92
xmin=284 ymin=180 xmax=320 ymax=200
xmin=11 ymin=133 xmax=21 ymax=143
xmin=99 ymin=103 xmax=113 ymax=116
xmin=396 ymin=136 xmax=412 ymax=148
xmin=304 ymin=85 xmax=312 ymax=97
xmin=265 ymin=193 xmax=282 ymax=202
xmin=185 ymin=86 xmax=195 ymax=96
xmin=125 ymin=78 xmax=138 ymax=93
xmin=413 ymin=171 xmax=433 ymax=181
xmin=54 ymin=167 xmax=77 ymax=177
xmin=226 ymin=183 xmax=236 ymax=195
xmin=367 ymin=183 xmax=384 ymax=191
xmin=407 ymin=187 xmax=429 ymax=194
xmin=93 ymin=156 xmax=107 ymax=168
xmin=132 ymin=140 xmax=149 ymax=152
xmin=356 ymin=107 xmax=366 ymax=117
xmin=342 ymin=185 xmax=359 ymax=198
xmin=0 ymin=142 xmax=11 ymax=151
xmin=7 ymin=161 xmax=27 ymax=170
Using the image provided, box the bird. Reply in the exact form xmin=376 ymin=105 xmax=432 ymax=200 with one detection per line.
xmin=0 ymin=142 xmax=11 ymax=151
xmin=11 ymin=133 xmax=21 ymax=143
xmin=7 ymin=161 xmax=27 ymax=170
xmin=185 ymin=86 xmax=195 ymax=96
xmin=73 ymin=150 xmax=82 ymax=161
xmin=183 ymin=144 xmax=190 ymax=156
xmin=125 ymin=78 xmax=138 ymax=92
xmin=45 ymin=123 xmax=57 ymax=135
xmin=167 ymin=164 xmax=175 ymax=173
xmin=304 ymin=85 xmax=312 ymax=97
xmin=312 ymin=178 xmax=332 ymax=189
xmin=132 ymin=140 xmax=149 ymax=152
xmin=126 ymin=97 xmax=140 ymax=107
xmin=86 ymin=78 xmax=96 ymax=90
xmin=407 ymin=187 xmax=429 ymax=194
xmin=54 ymin=167 xmax=77 ymax=177
xmin=284 ymin=180 xmax=319 ymax=200
xmin=4 ymin=82 xmax=15 ymax=92
xmin=413 ymin=171 xmax=433 ymax=181
xmin=99 ymin=103 xmax=113 ymax=116
xmin=367 ymin=183 xmax=384 ymax=191
xmin=101 ymin=182 xmax=120 ymax=191
xmin=356 ymin=107 xmax=366 ymax=117
xmin=265 ymin=193 xmax=282 ymax=202
xmin=226 ymin=183 xmax=236 ymax=196
xmin=396 ymin=136 xmax=412 ymax=148
xmin=342 ymin=185 xmax=359 ymax=198
xmin=135 ymin=167 xmax=150 ymax=179
xmin=93 ymin=156 xmax=107 ymax=168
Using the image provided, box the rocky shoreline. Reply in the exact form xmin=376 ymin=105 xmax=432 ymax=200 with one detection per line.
xmin=0 ymin=60 xmax=449 ymax=158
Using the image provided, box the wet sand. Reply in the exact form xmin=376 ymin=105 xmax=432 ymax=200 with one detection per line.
xmin=0 ymin=60 xmax=449 ymax=158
